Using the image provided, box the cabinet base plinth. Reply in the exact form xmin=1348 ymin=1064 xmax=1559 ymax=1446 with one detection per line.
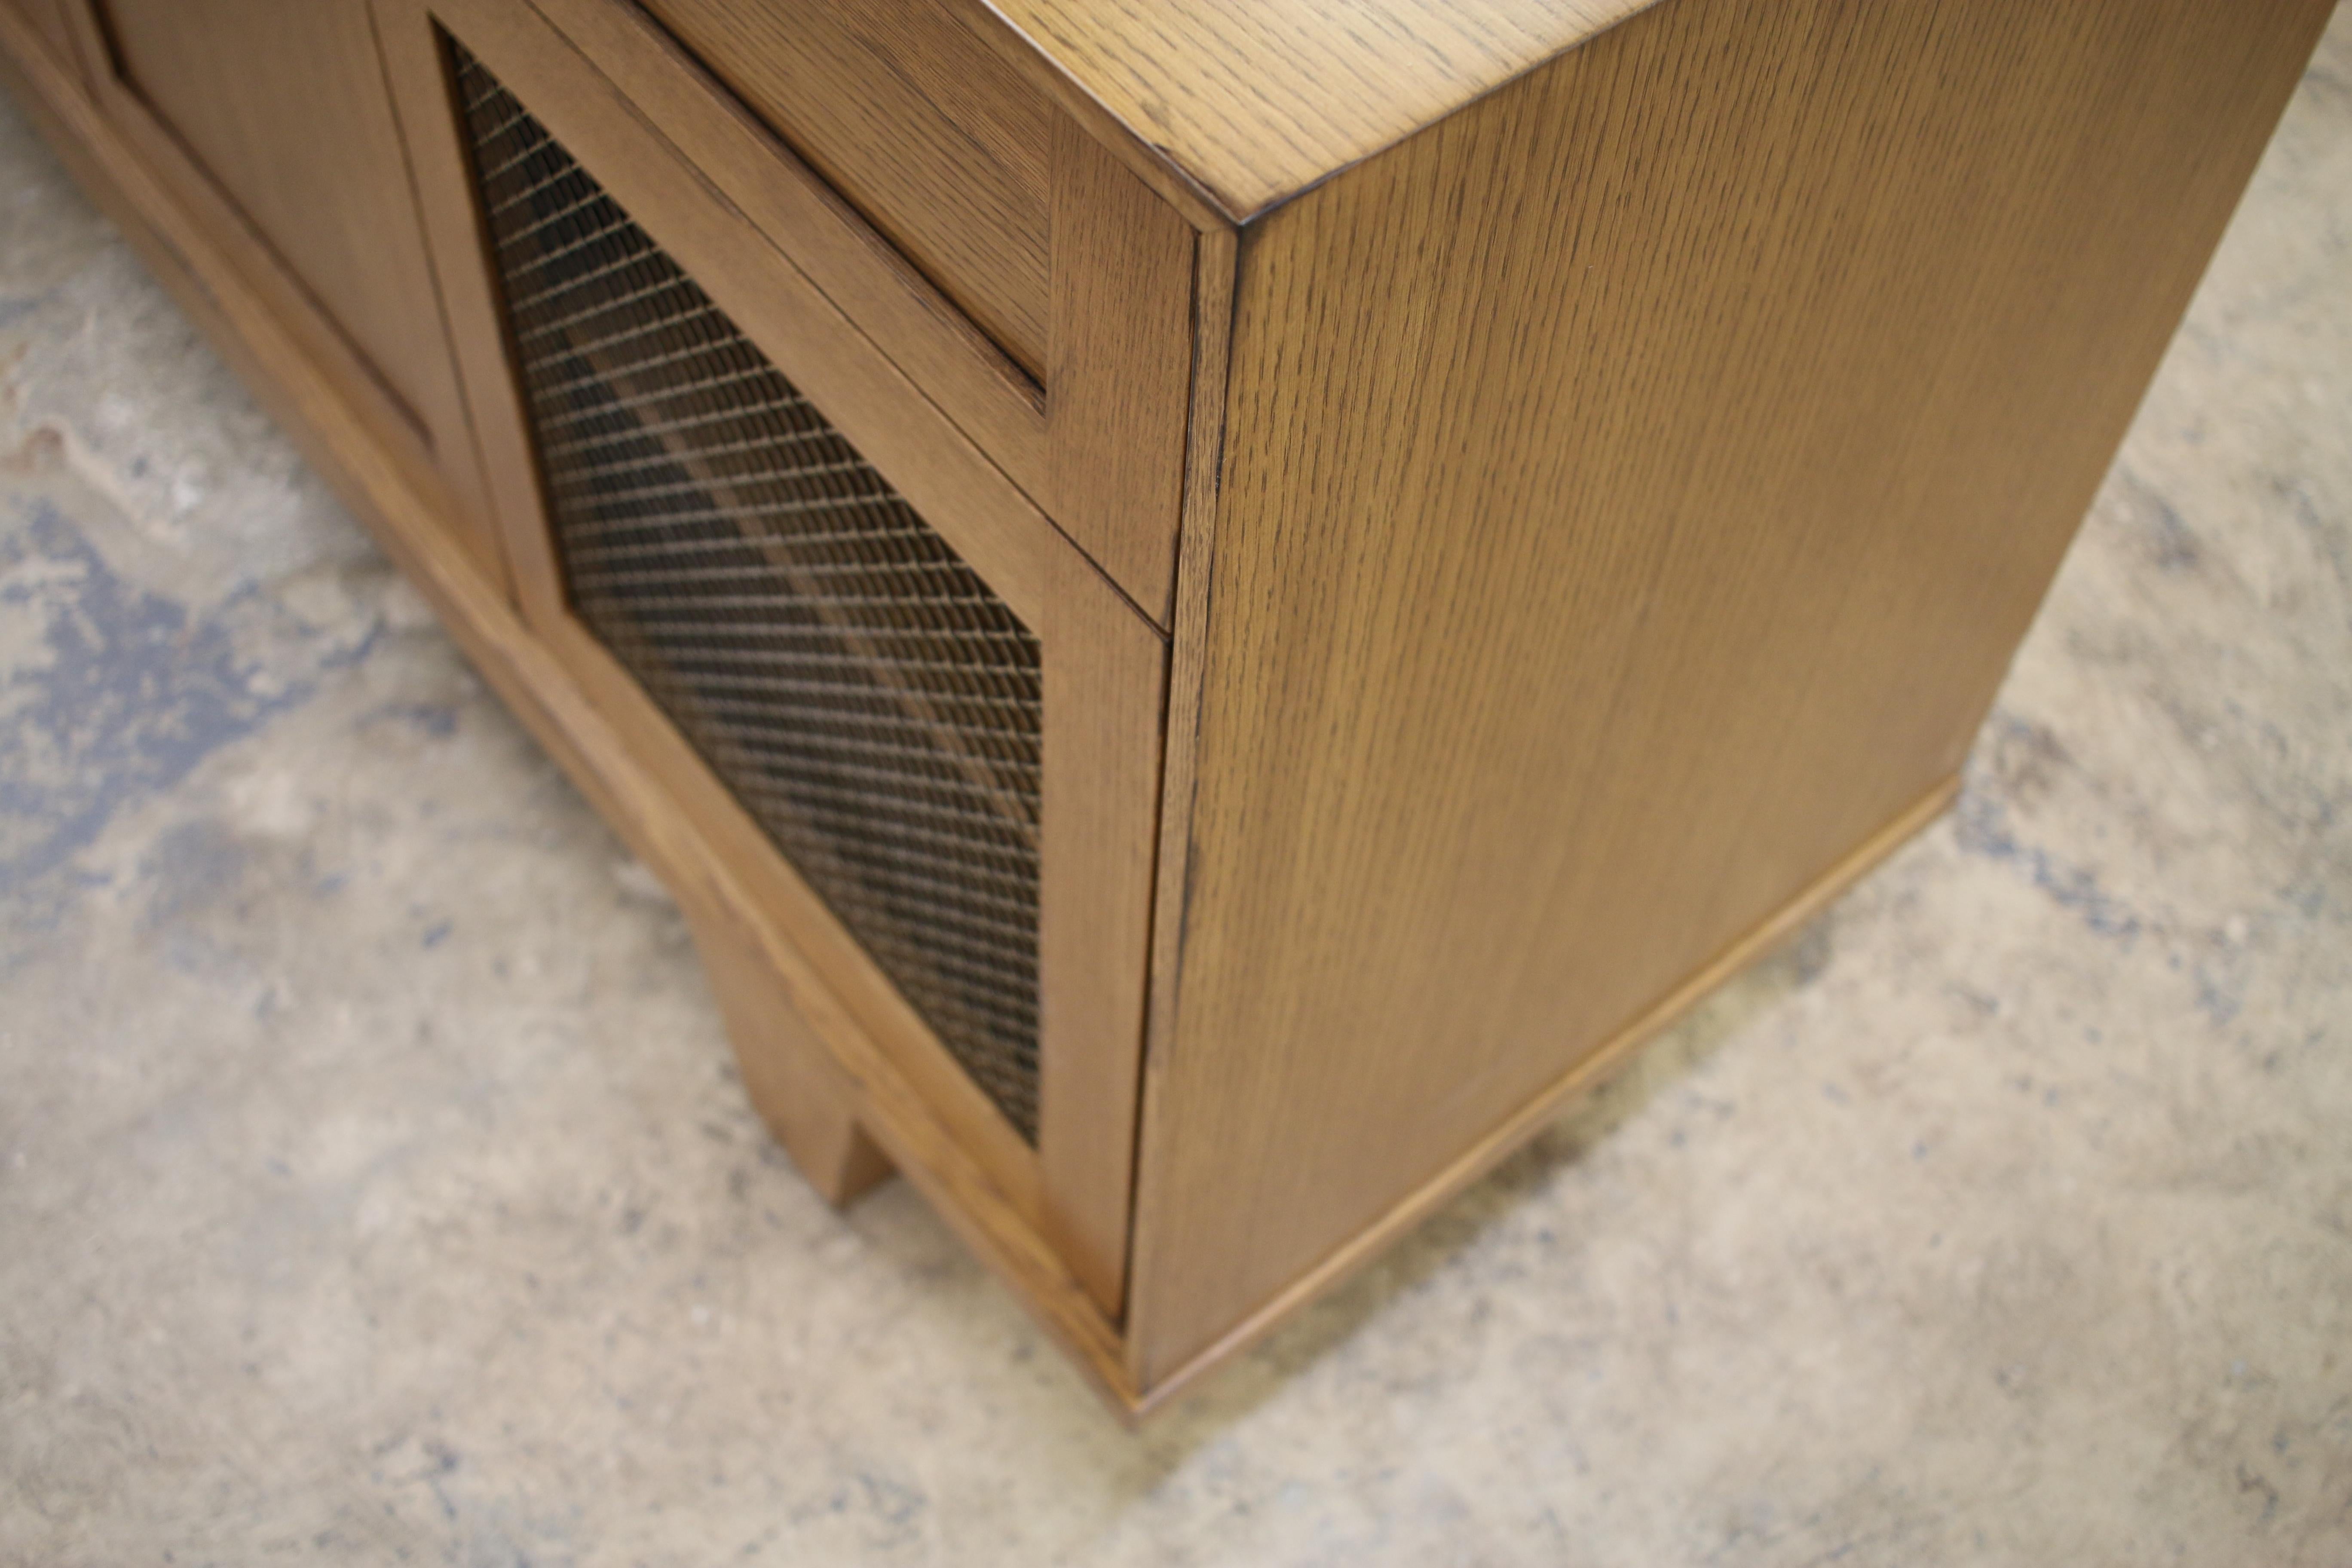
xmin=688 ymin=900 xmax=895 ymax=1208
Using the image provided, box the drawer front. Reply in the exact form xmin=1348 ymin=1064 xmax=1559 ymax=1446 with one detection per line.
xmin=519 ymin=0 xmax=1194 ymax=625
xmin=639 ymin=0 xmax=1049 ymax=379
xmin=378 ymin=0 xmax=1167 ymax=1315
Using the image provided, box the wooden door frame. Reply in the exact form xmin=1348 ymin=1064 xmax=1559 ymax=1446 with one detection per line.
xmin=374 ymin=0 xmax=1168 ymax=1318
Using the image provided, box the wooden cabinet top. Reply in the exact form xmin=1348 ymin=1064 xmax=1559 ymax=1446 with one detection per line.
xmin=982 ymin=0 xmax=1654 ymax=218
xmin=876 ymin=0 xmax=1659 ymax=222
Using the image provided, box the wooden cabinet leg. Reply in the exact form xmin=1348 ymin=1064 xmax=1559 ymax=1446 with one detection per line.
xmin=686 ymin=904 xmax=894 ymax=1207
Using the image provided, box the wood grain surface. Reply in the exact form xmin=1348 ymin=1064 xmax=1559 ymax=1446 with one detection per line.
xmin=982 ymin=0 xmax=1660 ymax=218
xmin=1133 ymin=774 xmax=1962 ymax=1414
xmin=530 ymin=0 xmax=1051 ymax=447
xmin=640 ymin=0 xmax=1054 ymax=375
xmin=1041 ymin=109 xmax=1194 ymax=623
xmin=1124 ymin=0 xmax=2334 ymax=1387
xmin=91 ymin=2 xmax=486 ymax=508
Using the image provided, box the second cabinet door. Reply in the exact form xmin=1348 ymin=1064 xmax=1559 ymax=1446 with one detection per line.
xmin=82 ymin=0 xmax=502 ymax=581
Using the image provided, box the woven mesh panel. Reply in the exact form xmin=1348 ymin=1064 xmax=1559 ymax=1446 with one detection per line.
xmin=450 ymin=42 xmax=1044 ymax=1141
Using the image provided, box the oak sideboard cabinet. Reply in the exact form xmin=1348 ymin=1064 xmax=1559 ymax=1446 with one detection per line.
xmin=0 ymin=0 xmax=2326 ymax=1415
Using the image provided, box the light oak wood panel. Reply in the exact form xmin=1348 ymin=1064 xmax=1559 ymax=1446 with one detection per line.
xmin=93 ymin=0 xmax=440 ymax=424
xmin=1136 ymin=218 xmax=1233 ymax=1156
xmin=85 ymin=0 xmax=497 ymax=570
xmin=1134 ymin=774 xmax=1960 ymax=1413
xmin=639 ymin=0 xmax=1052 ymax=377
xmin=1120 ymin=218 xmax=1234 ymax=1391
xmin=983 ymin=0 xmax=1660 ymax=219
xmin=1042 ymin=108 xmax=1193 ymax=625
xmin=0 ymin=19 xmax=1151 ymax=1411
xmin=524 ymin=0 xmax=1047 ymax=456
xmin=1125 ymin=0 xmax=2334 ymax=1387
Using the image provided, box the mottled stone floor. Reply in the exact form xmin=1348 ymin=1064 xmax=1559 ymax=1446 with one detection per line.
xmin=3 ymin=12 xmax=2349 ymax=1567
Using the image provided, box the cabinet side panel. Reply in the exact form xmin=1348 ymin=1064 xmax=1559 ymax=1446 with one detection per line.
xmin=1127 ymin=0 xmax=2329 ymax=1386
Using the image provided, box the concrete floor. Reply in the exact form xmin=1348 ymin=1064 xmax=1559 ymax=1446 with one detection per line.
xmin=3 ymin=10 xmax=2349 ymax=1564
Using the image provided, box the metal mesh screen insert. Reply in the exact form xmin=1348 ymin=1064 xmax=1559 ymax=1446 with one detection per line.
xmin=450 ymin=41 xmax=1044 ymax=1142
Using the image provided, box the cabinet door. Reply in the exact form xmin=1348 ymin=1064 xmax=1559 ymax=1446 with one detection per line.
xmin=377 ymin=0 xmax=1168 ymax=1320
xmin=70 ymin=0 xmax=503 ymax=585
